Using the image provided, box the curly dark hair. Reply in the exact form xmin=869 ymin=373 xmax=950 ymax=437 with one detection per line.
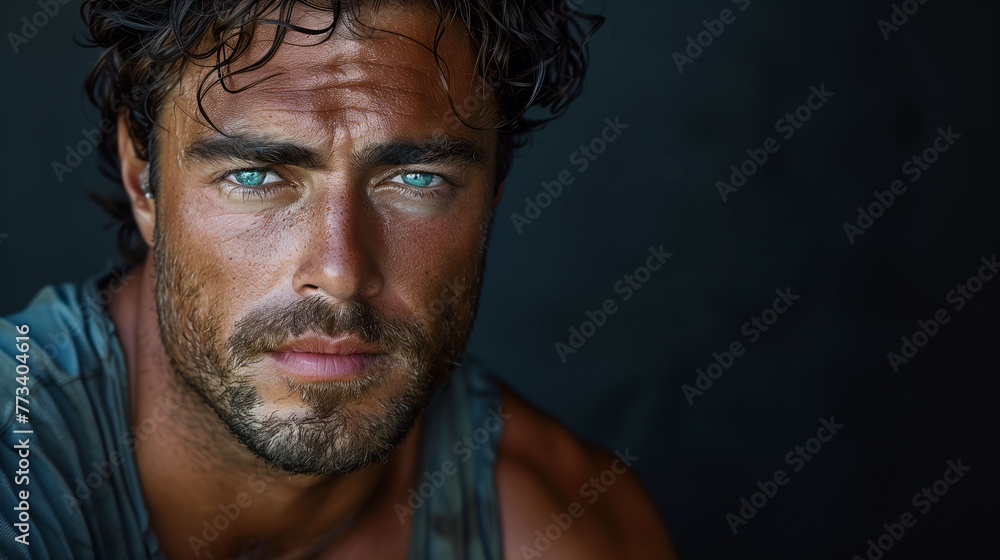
xmin=81 ymin=0 xmax=604 ymax=265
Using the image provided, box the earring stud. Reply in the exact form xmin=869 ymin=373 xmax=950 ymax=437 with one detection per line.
xmin=139 ymin=166 xmax=152 ymax=198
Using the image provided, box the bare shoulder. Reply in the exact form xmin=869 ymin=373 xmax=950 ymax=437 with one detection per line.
xmin=493 ymin=383 xmax=677 ymax=560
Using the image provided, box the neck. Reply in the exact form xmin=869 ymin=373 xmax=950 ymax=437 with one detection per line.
xmin=107 ymin=258 xmax=421 ymax=559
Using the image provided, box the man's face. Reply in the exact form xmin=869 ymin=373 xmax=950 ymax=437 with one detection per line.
xmin=148 ymin=5 xmax=497 ymax=475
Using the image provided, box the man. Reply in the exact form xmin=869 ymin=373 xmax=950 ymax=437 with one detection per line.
xmin=1 ymin=1 xmax=674 ymax=558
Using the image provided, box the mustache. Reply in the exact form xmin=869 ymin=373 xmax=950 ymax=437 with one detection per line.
xmin=225 ymin=295 xmax=429 ymax=370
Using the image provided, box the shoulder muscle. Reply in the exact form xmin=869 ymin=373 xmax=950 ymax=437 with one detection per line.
xmin=493 ymin=384 xmax=676 ymax=560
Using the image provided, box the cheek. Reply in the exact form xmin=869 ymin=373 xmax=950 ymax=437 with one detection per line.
xmin=161 ymin=188 xmax=301 ymax=318
xmin=376 ymin=194 xmax=489 ymax=316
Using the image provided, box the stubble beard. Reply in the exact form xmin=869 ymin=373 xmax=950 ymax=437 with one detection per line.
xmin=151 ymin=223 xmax=486 ymax=475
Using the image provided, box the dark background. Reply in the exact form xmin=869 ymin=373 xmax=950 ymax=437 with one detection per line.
xmin=1 ymin=0 xmax=996 ymax=558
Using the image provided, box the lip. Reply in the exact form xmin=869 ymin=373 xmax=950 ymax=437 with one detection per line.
xmin=267 ymin=335 xmax=385 ymax=382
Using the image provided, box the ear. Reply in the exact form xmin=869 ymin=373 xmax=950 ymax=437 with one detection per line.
xmin=117 ymin=115 xmax=155 ymax=247
xmin=492 ymin=181 xmax=505 ymax=209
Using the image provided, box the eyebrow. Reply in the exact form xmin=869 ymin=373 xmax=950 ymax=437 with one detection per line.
xmin=350 ymin=137 xmax=487 ymax=169
xmin=185 ymin=134 xmax=326 ymax=170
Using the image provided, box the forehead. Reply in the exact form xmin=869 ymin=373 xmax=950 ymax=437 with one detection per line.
xmin=167 ymin=3 xmax=493 ymax=152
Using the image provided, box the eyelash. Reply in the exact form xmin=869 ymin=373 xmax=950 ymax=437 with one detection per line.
xmin=215 ymin=169 xmax=279 ymax=203
xmin=386 ymin=172 xmax=454 ymax=201
xmin=233 ymin=183 xmax=285 ymax=202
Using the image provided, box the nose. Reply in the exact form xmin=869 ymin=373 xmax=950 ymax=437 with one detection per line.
xmin=292 ymin=188 xmax=383 ymax=302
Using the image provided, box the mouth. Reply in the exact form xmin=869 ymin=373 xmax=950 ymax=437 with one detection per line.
xmin=266 ymin=334 xmax=387 ymax=382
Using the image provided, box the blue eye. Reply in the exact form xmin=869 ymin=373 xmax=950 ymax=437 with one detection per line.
xmin=234 ymin=170 xmax=266 ymax=186
xmin=394 ymin=172 xmax=442 ymax=188
xmin=227 ymin=169 xmax=279 ymax=187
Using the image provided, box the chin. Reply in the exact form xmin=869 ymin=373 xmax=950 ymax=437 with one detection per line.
xmin=212 ymin=361 xmax=441 ymax=475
